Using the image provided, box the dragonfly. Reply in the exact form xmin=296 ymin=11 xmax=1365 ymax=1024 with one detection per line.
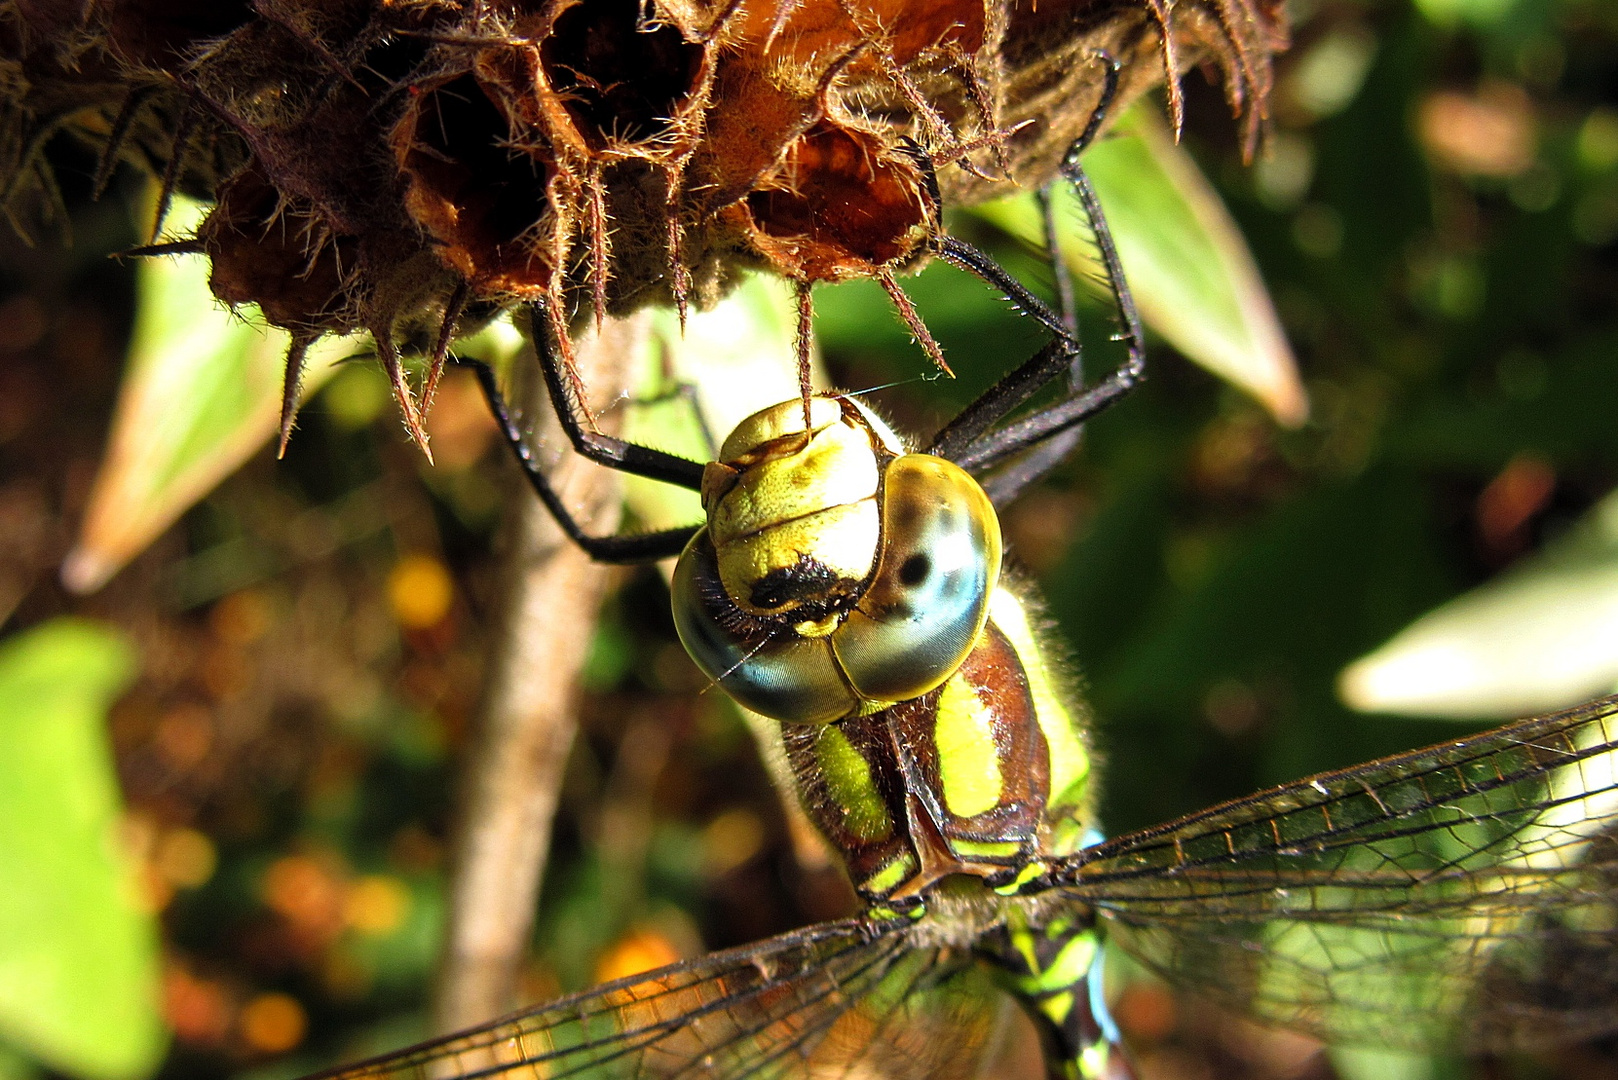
xmin=305 ymin=73 xmax=1618 ymax=1080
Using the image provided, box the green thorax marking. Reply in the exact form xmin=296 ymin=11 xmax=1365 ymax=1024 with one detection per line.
xmin=934 ymin=673 xmax=1004 ymax=818
xmin=812 ymin=724 xmax=893 ymax=844
xmin=987 ymin=585 xmax=1093 ymax=855
xmin=784 ymin=573 xmax=1096 ymax=902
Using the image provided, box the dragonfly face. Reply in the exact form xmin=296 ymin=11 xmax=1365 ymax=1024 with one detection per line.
xmin=671 ymin=393 xmax=1096 ymax=906
xmin=673 ymin=395 xmax=1002 ymax=724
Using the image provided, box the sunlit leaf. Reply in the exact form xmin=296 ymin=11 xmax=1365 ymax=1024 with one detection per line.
xmin=62 ymin=195 xmax=359 ymax=595
xmin=0 ymin=1046 xmax=38 ymax=1080
xmin=0 ymin=619 xmax=162 ymax=1080
xmin=971 ymin=104 xmax=1308 ymax=427
xmin=1339 ymin=488 xmax=1618 ymax=718
xmin=622 ymin=273 xmax=811 ymax=534
xmin=1412 ymin=0 xmax=1523 ymax=31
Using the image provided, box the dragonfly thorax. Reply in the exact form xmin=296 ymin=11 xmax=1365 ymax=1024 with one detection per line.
xmin=673 ymin=395 xmax=1003 ymax=725
xmin=784 ymin=585 xmax=1095 ymax=902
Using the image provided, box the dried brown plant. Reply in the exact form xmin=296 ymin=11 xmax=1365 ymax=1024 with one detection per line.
xmin=0 ymin=0 xmax=1287 ymax=447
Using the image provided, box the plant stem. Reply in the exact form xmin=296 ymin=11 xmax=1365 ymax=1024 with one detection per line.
xmin=432 ymin=311 xmax=649 ymax=1033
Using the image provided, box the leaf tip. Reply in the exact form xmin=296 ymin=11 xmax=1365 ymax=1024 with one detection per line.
xmin=59 ymin=546 xmax=114 ymax=596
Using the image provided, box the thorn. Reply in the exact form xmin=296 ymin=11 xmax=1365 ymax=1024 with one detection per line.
xmin=765 ymin=0 xmax=801 ymax=51
xmin=422 ymin=278 xmax=469 ymax=414
xmin=879 ymin=271 xmax=952 ymax=378
xmin=674 ymin=265 xmax=689 ymax=331
xmin=795 ymin=280 xmax=814 ymax=431
xmin=117 ymin=238 xmax=206 ymax=259
xmin=665 ymin=175 xmax=690 ymax=331
xmin=700 ymin=0 xmax=748 ymax=41
xmin=153 ymin=100 xmax=200 ymax=242
xmin=588 ymin=168 xmax=610 ymax=333
xmin=377 ymin=329 xmax=434 ymax=463
xmin=953 ymin=47 xmax=1010 ymax=176
xmin=1148 ymin=0 xmax=1185 ymax=140
xmin=277 ymin=334 xmax=314 ymax=458
xmin=93 ymin=85 xmax=154 ymax=201
xmin=250 ymin=0 xmax=365 ymax=91
xmin=543 ymin=285 xmax=602 ymax=436
xmin=541 ymin=191 xmax=601 ymax=435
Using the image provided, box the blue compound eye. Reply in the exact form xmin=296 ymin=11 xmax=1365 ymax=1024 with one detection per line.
xmin=670 ymin=530 xmax=859 ymax=725
xmin=831 ymin=453 xmax=1002 ymax=704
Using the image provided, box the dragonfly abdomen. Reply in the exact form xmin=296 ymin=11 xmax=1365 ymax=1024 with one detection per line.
xmin=982 ymin=911 xmax=1130 ymax=1080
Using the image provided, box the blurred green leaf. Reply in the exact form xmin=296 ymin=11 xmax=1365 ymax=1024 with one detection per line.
xmin=623 ymin=273 xmax=809 ymax=533
xmin=1340 ymin=488 xmax=1618 ymax=719
xmin=0 ymin=619 xmax=163 ymax=1080
xmin=1411 ymin=0 xmax=1522 ymax=31
xmin=971 ymin=105 xmax=1307 ymax=426
xmin=0 ymin=1046 xmax=39 ymax=1080
xmin=1331 ymin=1046 xmax=1440 ymax=1080
xmin=62 ymin=194 xmax=358 ymax=595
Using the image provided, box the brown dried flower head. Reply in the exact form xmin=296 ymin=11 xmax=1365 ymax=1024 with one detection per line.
xmin=0 ymin=0 xmax=1287 ymax=450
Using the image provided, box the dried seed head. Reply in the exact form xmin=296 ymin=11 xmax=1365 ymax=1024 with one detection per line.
xmin=736 ymin=119 xmax=934 ymax=283
xmin=2 ymin=0 xmax=1287 ymax=446
xmin=203 ymin=165 xmax=357 ymax=333
xmin=536 ymin=0 xmax=709 ymax=156
xmin=393 ymin=68 xmax=564 ymax=299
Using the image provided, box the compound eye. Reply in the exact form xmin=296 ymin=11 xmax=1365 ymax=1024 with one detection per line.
xmin=833 ymin=454 xmax=1001 ymax=702
xmin=671 ymin=530 xmax=859 ymax=724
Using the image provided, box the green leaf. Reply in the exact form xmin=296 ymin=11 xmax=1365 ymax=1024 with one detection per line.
xmin=1339 ymin=487 xmax=1618 ymax=718
xmin=970 ymin=105 xmax=1308 ymax=427
xmin=0 ymin=619 xmax=163 ymax=1080
xmin=622 ymin=273 xmax=809 ymax=533
xmin=62 ymin=194 xmax=358 ymax=595
xmin=1331 ymin=1046 xmax=1439 ymax=1080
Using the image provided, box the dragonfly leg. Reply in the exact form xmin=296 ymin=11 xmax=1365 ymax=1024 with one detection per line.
xmin=924 ymin=53 xmax=1145 ymax=502
xmin=524 ymin=302 xmax=708 ymax=490
xmin=458 ymin=353 xmax=700 ymax=563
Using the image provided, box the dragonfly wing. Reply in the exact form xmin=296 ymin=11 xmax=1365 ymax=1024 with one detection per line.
xmin=1060 ymin=695 xmax=1618 ymax=1053
xmin=305 ymin=918 xmax=1035 ymax=1080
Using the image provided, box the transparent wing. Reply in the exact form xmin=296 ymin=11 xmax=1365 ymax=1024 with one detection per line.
xmin=305 ymin=918 xmax=1034 ymax=1080
xmin=1059 ymin=695 xmax=1618 ymax=1052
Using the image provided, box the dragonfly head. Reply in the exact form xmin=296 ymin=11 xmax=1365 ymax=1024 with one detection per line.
xmin=672 ymin=395 xmax=1003 ymax=723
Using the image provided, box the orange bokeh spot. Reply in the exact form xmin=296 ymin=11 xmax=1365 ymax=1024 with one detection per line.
xmin=163 ymin=966 xmax=232 ymax=1046
xmin=261 ymin=853 xmax=346 ymax=934
xmin=388 ymin=553 xmax=454 ymax=630
xmin=593 ymin=928 xmax=682 ymax=985
xmin=240 ymin=991 xmax=307 ymax=1054
xmin=1114 ymin=982 xmax=1178 ymax=1043
xmin=344 ymin=874 xmax=411 ymax=936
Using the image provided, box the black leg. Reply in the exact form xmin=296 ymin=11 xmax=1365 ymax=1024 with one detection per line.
xmin=461 ymin=355 xmax=700 ymax=564
xmin=961 ymin=159 xmax=1146 ymax=472
xmin=526 ymin=303 xmax=709 ymax=491
xmin=958 ymin=182 xmax=1087 ymax=507
xmin=1037 ymin=182 xmax=1080 ymax=341
xmin=925 ymin=53 xmax=1145 ymax=493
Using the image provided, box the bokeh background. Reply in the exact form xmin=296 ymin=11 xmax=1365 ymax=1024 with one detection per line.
xmin=0 ymin=1 xmax=1616 ymax=1080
